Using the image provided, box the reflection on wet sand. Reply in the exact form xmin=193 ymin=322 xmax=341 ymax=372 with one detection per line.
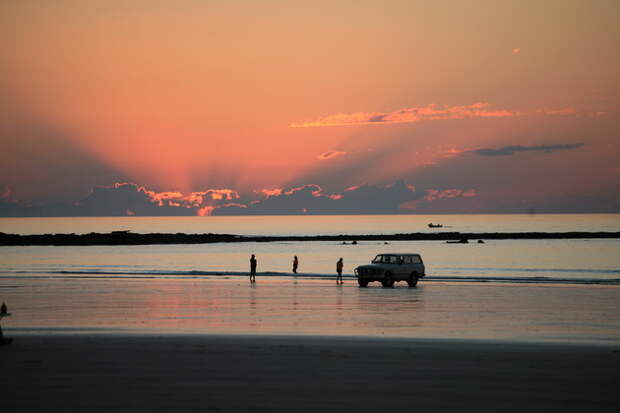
xmin=354 ymin=285 xmax=425 ymax=333
xmin=3 ymin=276 xmax=620 ymax=343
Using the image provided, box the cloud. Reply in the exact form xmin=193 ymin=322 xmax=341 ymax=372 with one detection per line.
xmin=204 ymin=189 xmax=240 ymax=201
xmin=213 ymin=180 xmax=423 ymax=215
xmin=108 ymin=183 xmax=238 ymax=208
xmin=256 ymin=188 xmax=283 ymax=198
xmin=285 ymin=184 xmax=322 ymax=196
xmin=318 ymin=150 xmax=347 ymax=160
xmin=73 ymin=183 xmax=197 ymax=216
xmin=538 ymin=107 xmax=577 ymax=116
xmin=512 ymin=48 xmax=521 ymax=54
xmin=534 ymin=107 xmax=609 ymax=118
xmin=474 ymin=143 xmax=585 ymax=157
xmin=290 ymin=102 xmax=520 ymax=127
xmin=424 ymin=189 xmax=476 ymax=201
xmin=3 ymin=173 xmax=617 ymax=216
xmin=399 ymin=188 xmax=476 ymax=210
xmin=0 ymin=182 xmax=246 ymax=217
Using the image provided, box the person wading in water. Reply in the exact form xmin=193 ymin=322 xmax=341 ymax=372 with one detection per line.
xmin=336 ymin=258 xmax=344 ymax=284
xmin=292 ymin=256 xmax=299 ymax=274
xmin=250 ymin=254 xmax=257 ymax=283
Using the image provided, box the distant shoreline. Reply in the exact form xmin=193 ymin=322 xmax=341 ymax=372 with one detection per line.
xmin=1 ymin=231 xmax=619 ymax=246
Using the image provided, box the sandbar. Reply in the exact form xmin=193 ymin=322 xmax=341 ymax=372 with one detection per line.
xmin=2 ymin=230 xmax=619 ymax=246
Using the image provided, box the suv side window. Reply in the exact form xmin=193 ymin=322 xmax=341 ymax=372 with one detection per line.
xmin=404 ymin=256 xmax=412 ymax=264
xmin=411 ymin=255 xmax=421 ymax=264
xmin=389 ymin=256 xmax=400 ymax=264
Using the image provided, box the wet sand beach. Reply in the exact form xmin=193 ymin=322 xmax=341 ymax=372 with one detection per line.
xmin=2 ymin=334 xmax=619 ymax=412
xmin=2 ymin=271 xmax=619 ymax=411
xmin=3 ymin=277 xmax=620 ymax=342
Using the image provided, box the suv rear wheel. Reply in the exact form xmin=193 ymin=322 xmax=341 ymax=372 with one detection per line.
xmin=407 ymin=273 xmax=419 ymax=287
xmin=358 ymin=279 xmax=368 ymax=287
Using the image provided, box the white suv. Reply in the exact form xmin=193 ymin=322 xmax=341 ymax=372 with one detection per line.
xmin=355 ymin=253 xmax=425 ymax=287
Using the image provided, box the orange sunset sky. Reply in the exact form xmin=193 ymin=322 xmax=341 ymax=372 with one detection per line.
xmin=1 ymin=0 xmax=619 ymax=215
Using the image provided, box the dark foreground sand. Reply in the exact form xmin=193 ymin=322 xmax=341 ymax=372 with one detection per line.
xmin=1 ymin=334 xmax=619 ymax=412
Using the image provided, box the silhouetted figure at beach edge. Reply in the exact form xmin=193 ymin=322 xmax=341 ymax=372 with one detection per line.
xmin=336 ymin=258 xmax=344 ymax=284
xmin=292 ymin=256 xmax=298 ymax=274
xmin=250 ymin=254 xmax=257 ymax=283
xmin=0 ymin=302 xmax=12 ymax=345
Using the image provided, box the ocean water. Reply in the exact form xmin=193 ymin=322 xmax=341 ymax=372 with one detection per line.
xmin=1 ymin=214 xmax=619 ymax=284
xmin=1 ymin=215 xmax=619 ymax=342
xmin=2 ymin=213 xmax=619 ymax=235
xmin=1 ymin=239 xmax=619 ymax=285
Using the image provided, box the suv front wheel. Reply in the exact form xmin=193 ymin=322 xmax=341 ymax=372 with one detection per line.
xmin=407 ymin=273 xmax=419 ymax=287
xmin=382 ymin=272 xmax=394 ymax=287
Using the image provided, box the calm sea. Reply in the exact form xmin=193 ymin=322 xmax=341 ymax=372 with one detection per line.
xmin=1 ymin=214 xmax=619 ymax=284
xmin=2 ymin=214 xmax=619 ymax=342
xmin=2 ymin=213 xmax=619 ymax=235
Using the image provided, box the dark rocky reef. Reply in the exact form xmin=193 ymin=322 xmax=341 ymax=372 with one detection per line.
xmin=1 ymin=230 xmax=619 ymax=246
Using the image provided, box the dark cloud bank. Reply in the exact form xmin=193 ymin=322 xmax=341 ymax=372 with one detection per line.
xmin=2 ymin=175 xmax=617 ymax=217
xmin=474 ymin=143 xmax=584 ymax=157
xmin=0 ymin=184 xmax=193 ymax=217
xmin=0 ymin=181 xmax=426 ymax=217
xmin=1 ymin=141 xmax=615 ymax=217
xmin=214 ymin=181 xmax=421 ymax=215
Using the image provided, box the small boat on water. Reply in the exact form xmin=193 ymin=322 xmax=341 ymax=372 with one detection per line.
xmin=428 ymin=223 xmax=443 ymax=228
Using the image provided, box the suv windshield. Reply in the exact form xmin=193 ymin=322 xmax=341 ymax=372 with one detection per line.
xmin=372 ymin=255 xmax=401 ymax=264
xmin=372 ymin=255 xmax=385 ymax=263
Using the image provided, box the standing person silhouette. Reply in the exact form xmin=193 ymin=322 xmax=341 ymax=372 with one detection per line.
xmin=292 ymin=256 xmax=298 ymax=274
xmin=336 ymin=258 xmax=344 ymax=284
xmin=250 ymin=254 xmax=257 ymax=283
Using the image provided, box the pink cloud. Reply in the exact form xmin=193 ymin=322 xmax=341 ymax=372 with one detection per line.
xmin=257 ymin=188 xmax=283 ymax=197
xmin=198 ymin=203 xmax=245 ymax=216
xmin=197 ymin=206 xmax=215 ymax=216
xmin=318 ymin=150 xmax=347 ymax=160
xmin=538 ymin=107 xmax=577 ymax=116
xmin=512 ymin=48 xmax=521 ymax=54
xmin=425 ymin=188 xmax=477 ymax=201
xmin=222 ymin=202 xmax=247 ymax=209
xmin=290 ymin=102 xmax=520 ymax=128
xmin=535 ymin=107 xmax=611 ymax=118
xmin=111 ymin=182 xmax=239 ymax=210
xmin=399 ymin=200 xmax=420 ymax=210
xmin=285 ymin=184 xmax=323 ymax=197
xmin=439 ymin=147 xmax=469 ymax=159
xmin=206 ymin=189 xmax=239 ymax=201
